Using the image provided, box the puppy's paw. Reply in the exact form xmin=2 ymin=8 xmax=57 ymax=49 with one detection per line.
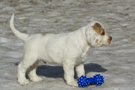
xmin=67 ymin=81 xmax=78 ymax=87
xmin=30 ymin=76 xmax=43 ymax=82
xmin=18 ymin=79 xmax=29 ymax=86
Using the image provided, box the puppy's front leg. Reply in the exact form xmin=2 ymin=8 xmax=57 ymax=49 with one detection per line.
xmin=76 ymin=63 xmax=85 ymax=78
xmin=63 ymin=62 xmax=78 ymax=87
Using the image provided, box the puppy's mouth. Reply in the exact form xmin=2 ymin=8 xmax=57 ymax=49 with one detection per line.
xmin=101 ymin=43 xmax=109 ymax=46
xmin=103 ymin=36 xmax=112 ymax=46
xmin=102 ymin=44 xmax=105 ymax=46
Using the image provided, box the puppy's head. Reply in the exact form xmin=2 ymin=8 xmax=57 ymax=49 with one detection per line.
xmin=86 ymin=21 xmax=112 ymax=47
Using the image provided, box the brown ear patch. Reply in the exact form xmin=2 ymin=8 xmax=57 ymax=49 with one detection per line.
xmin=92 ymin=23 xmax=105 ymax=35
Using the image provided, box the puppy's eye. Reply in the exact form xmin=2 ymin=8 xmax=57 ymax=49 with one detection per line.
xmin=101 ymin=30 xmax=105 ymax=35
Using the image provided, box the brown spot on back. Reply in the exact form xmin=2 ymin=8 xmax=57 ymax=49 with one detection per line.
xmin=92 ymin=23 xmax=105 ymax=35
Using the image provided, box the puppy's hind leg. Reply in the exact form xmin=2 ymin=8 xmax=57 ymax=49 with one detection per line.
xmin=27 ymin=60 xmax=43 ymax=82
xmin=17 ymin=54 xmax=38 ymax=86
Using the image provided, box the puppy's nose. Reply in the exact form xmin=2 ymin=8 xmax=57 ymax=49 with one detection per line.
xmin=107 ymin=36 xmax=112 ymax=44
xmin=109 ymin=36 xmax=112 ymax=41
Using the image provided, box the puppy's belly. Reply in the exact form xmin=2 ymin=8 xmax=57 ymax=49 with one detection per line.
xmin=39 ymin=50 xmax=85 ymax=65
xmin=42 ymin=59 xmax=62 ymax=65
xmin=42 ymin=58 xmax=83 ymax=66
xmin=40 ymin=54 xmax=63 ymax=65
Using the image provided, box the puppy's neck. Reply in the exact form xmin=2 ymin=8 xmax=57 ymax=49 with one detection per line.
xmin=79 ymin=26 xmax=93 ymax=48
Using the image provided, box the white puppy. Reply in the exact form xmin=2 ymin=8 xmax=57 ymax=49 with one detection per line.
xmin=10 ymin=14 xmax=112 ymax=87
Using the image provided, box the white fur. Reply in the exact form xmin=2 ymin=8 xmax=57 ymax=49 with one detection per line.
xmin=10 ymin=14 xmax=111 ymax=86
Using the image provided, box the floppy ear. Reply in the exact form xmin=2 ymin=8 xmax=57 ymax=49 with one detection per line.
xmin=92 ymin=22 xmax=105 ymax=35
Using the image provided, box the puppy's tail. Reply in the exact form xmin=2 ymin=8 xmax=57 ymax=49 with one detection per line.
xmin=10 ymin=14 xmax=29 ymax=41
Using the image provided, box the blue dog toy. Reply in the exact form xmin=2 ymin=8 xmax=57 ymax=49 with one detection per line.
xmin=77 ymin=74 xmax=104 ymax=87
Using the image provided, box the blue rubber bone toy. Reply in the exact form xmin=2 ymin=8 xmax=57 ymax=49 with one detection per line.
xmin=77 ymin=74 xmax=104 ymax=87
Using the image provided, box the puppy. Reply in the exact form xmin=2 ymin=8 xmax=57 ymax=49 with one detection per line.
xmin=10 ymin=14 xmax=112 ymax=87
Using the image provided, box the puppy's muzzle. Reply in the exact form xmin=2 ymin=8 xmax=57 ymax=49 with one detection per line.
xmin=107 ymin=36 xmax=112 ymax=44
